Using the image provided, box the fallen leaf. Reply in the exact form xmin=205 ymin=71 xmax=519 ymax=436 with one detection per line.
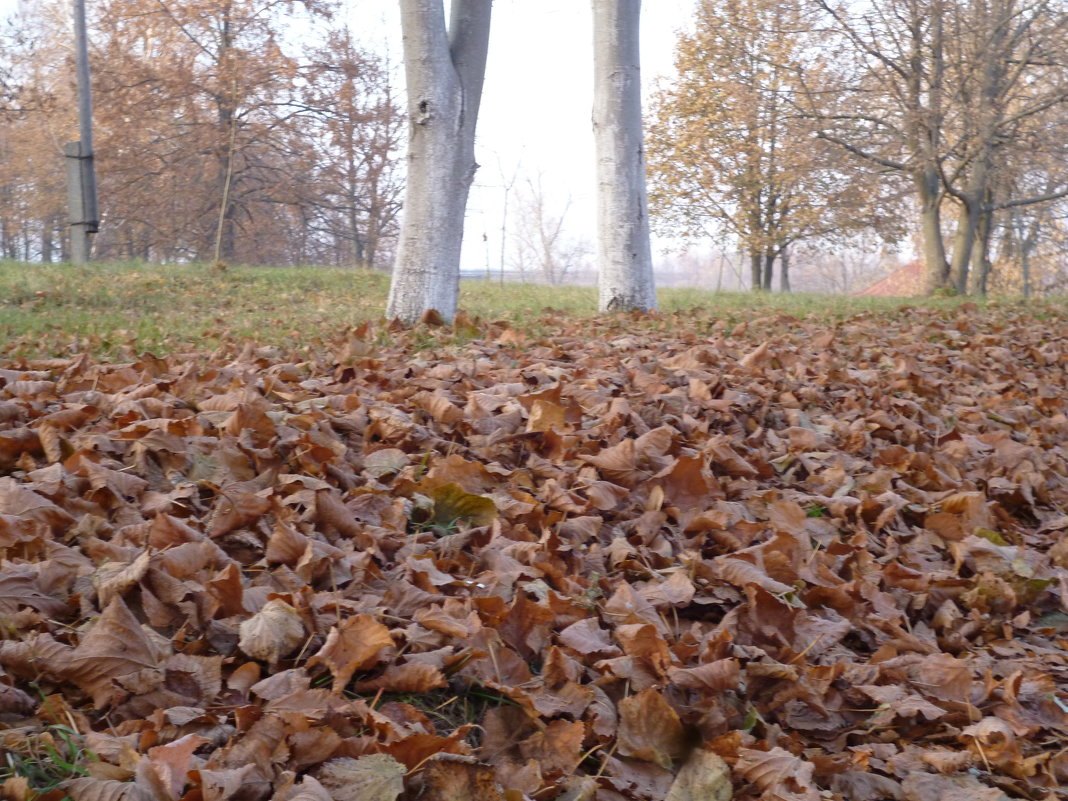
xmin=316 ymin=754 xmax=405 ymax=801
xmin=419 ymin=754 xmax=503 ymax=801
xmin=665 ymin=748 xmax=732 ymax=801
xmin=616 ymin=689 xmax=686 ymax=769
xmin=238 ymin=599 xmax=306 ymax=665
xmin=307 ymin=613 xmax=394 ymax=692
xmin=429 ymin=483 xmax=497 ymax=527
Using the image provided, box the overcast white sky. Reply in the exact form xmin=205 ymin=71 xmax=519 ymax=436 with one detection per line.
xmin=1 ymin=0 xmax=696 ymax=272
xmin=344 ymin=0 xmax=696 ymax=273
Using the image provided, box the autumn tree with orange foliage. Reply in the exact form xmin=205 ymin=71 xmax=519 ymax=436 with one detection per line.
xmin=646 ymin=0 xmax=898 ymax=292
xmin=0 ymin=0 xmax=403 ymax=266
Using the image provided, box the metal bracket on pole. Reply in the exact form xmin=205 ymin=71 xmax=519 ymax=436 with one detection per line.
xmin=64 ymin=141 xmax=99 ymax=232
xmin=65 ymin=141 xmax=97 ymax=264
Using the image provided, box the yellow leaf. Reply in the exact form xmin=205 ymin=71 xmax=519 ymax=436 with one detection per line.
xmin=429 ymin=483 xmax=497 ymax=528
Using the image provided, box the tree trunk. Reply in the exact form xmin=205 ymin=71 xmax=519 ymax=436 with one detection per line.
xmin=947 ymin=197 xmax=976 ymax=294
xmin=779 ymin=245 xmax=791 ymax=292
xmin=749 ymin=250 xmax=762 ymax=291
xmin=948 ymin=161 xmax=991 ymax=294
xmin=387 ymin=0 xmax=492 ymax=324
xmin=762 ymin=249 xmax=774 ymax=290
xmin=1020 ymin=232 xmax=1031 ymax=298
xmin=41 ymin=221 xmax=54 ymax=263
xmin=592 ymin=0 xmax=657 ymax=312
xmin=917 ymin=167 xmax=949 ymax=292
xmin=969 ymin=199 xmax=993 ymax=295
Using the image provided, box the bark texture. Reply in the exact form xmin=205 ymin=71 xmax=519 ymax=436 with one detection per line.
xmin=592 ymin=0 xmax=657 ymax=312
xmin=387 ymin=0 xmax=491 ymax=324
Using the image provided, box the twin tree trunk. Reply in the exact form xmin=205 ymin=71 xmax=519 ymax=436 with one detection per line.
xmin=387 ymin=0 xmax=656 ymax=323
xmin=387 ymin=0 xmax=491 ymax=324
xmin=592 ymin=0 xmax=657 ymax=313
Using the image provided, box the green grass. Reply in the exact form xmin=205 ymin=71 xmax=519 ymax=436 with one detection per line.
xmin=0 ymin=723 xmax=95 ymax=797
xmin=0 ymin=259 xmax=1015 ymax=359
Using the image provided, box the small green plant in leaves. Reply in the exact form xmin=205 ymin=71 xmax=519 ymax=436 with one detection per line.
xmin=0 ymin=724 xmax=96 ymax=795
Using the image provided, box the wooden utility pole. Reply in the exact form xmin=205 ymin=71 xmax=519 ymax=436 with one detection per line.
xmin=65 ymin=0 xmax=99 ymax=264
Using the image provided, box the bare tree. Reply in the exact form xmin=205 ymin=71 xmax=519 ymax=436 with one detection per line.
xmin=592 ymin=0 xmax=656 ymax=312
xmin=386 ymin=0 xmax=492 ymax=324
xmin=510 ymin=174 xmax=590 ymax=285
xmin=813 ymin=0 xmax=1068 ymax=293
xmin=299 ymin=31 xmax=405 ymax=270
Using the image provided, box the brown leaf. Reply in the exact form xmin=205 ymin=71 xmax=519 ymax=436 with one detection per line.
xmin=899 ymin=771 xmax=1010 ymax=801
xmin=146 ymin=733 xmax=211 ymax=800
xmin=63 ymin=777 xmax=156 ymax=801
xmin=208 ymin=491 xmax=271 ymax=538
xmin=80 ymin=459 xmax=149 ymax=501
xmin=616 ymin=689 xmax=686 ymax=769
xmin=37 ymin=421 xmax=65 ymax=463
xmin=712 ymin=556 xmax=794 ymax=595
xmin=281 ymin=776 xmax=334 ymax=801
xmin=665 ymin=748 xmax=732 ymax=801
xmin=93 ymin=550 xmax=151 ymax=608
xmin=0 ymin=427 xmax=40 ymax=468
xmin=237 ymin=599 xmax=306 ymax=665
xmin=517 ymin=720 xmax=585 ymax=777
xmin=364 ymin=448 xmax=409 ymax=478
xmin=615 ymin=623 xmax=672 ymax=676
xmin=411 ymin=390 xmax=464 ymax=425
xmin=557 ymin=618 xmax=620 ymax=656
xmin=356 ymin=662 xmax=447 ymax=693
xmin=667 ymin=659 xmax=740 ymax=692
xmin=526 ymin=399 xmax=566 ymax=433
xmin=316 ymin=754 xmax=405 ymax=801
xmin=738 ymin=340 xmax=771 ymax=369
xmin=419 ymin=754 xmax=503 ymax=801
xmin=0 ymin=567 xmax=65 ymax=616
xmin=307 ymin=613 xmax=394 ymax=693
xmin=67 ymin=597 xmax=163 ymax=708
xmin=0 ymin=477 xmax=75 ymax=533
xmin=735 ymin=747 xmax=818 ymax=801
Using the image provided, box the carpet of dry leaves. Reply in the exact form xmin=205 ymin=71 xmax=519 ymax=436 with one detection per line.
xmin=0 ymin=303 xmax=1067 ymax=801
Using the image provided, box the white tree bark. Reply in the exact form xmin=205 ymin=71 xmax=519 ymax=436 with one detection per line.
xmin=592 ymin=0 xmax=657 ymax=312
xmin=387 ymin=0 xmax=491 ymax=324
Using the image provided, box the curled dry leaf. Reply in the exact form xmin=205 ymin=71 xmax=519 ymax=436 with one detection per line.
xmin=616 ymin=689 xmax=686 ymax=769
xmin=64 ymin=777 xmax=157 ymax=801
xmin=356 ymin=661 xmax=447 ymax=693
xmin=93 ymin=550 xmax=151 ymax=608
xmin=237 ymin=598 xmax=306 ymax=665
xmin=307 ymin=613 xmax=394 ymax=693
xmin=517 ymin=719 xmax=585 ymax=778
xmin=0 ymin=567 xmax=65 ymax=616
xmin=418 ymin=754 xmax=503 ymax=801
xmin=146 ymin=733 xmax=210 ymax=801
xmin=735 ymin=747 xmax=819 ymax=801
xmin=67 ymin=596 xmax=163 ymax=708
xmin=207 ymin=490 xmax=271 ymax=538
xmin=428 ymin=483 xmax=497 ymax=528
xmin=316 ymin=754 xmax=405 ymax=801
xmin=364 ymin=448 xmax=409 ymax=478
xmin=665 ymin=748 xmax=732 ymax=801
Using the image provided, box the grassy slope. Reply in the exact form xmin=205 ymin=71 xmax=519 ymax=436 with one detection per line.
xmin=0 ymin=260 xmax=1002 ymax=359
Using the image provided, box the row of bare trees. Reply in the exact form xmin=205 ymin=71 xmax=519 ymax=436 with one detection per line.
xmin=0 ymin=0 xmax=403 ymax=268
xmin=648 ymin=0 xmax=1068 ymax=295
